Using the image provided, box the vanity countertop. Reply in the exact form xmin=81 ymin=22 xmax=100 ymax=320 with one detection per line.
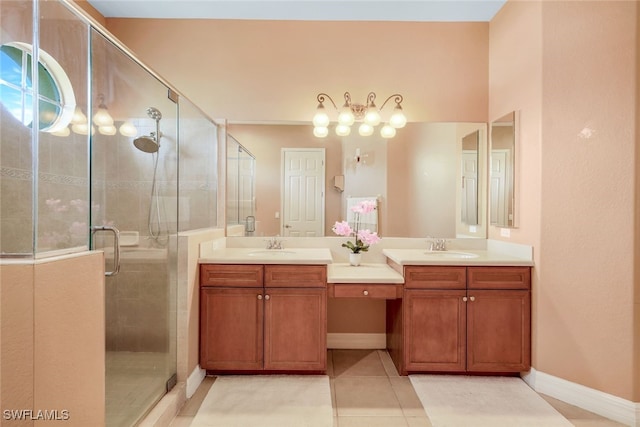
xmin=382 ymin=248 xmax=534 ymax=267
xmin=198 ymin=247 xmax=332 ymax=265
xmin=328 ymin=263 xmax=405 ymax=284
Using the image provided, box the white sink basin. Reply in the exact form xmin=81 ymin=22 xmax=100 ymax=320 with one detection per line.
xmin=247 ymin=250 xmax=297 ymax=256
xmin=423 ymin=251 xmax=479 ymax=259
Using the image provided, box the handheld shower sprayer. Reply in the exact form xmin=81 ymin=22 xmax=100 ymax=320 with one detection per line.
xmin=133 ymin=107 xmax=163 ymax=153
xmin=132 ymin=107 xmax=166 ymax=242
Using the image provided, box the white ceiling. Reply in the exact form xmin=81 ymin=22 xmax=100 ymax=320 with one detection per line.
xmin=86 ymin=0 xmax=507 ymax=22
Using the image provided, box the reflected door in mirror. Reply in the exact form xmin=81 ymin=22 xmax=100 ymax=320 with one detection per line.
xmin=490 ymin=112 xmax=517 ymax=228
xmin=282 ymin=148 xmax=325 ymax=236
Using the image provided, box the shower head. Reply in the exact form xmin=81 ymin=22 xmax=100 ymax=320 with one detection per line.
xmin=133 ymin=107 xmax=163 ymax=153
xmin=146 ymin=107 xmax=162 ymax=121
xmin=133 ymin=134 xmax=159 ymax=153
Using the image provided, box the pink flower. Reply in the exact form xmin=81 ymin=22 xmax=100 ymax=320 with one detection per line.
xmin=351 ymin=199 xmax=377 ymax=214
xmin=358 ymin=229 xmax=381 ymax=245
xmin=332 ymin=221 xmax=353 ymax=237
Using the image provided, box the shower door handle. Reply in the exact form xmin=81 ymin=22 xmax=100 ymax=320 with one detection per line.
xmin=91 ymin=226 xmax=121 ymax=276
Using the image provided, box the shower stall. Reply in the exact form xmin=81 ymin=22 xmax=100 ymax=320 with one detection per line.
xmin=0 ymin=1 xmax=220 ymax=426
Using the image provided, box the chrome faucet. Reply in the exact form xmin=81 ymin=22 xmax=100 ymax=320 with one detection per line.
xmin=266 ymin=236 xmax=284 ymax=250
xmin=427 ymin=237 xmax=447 ymax=251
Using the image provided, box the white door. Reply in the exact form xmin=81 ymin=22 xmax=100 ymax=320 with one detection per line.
xmin=281 ymin=149 xmax=325 ymax=237
xmin=461 ymin=150 xmax=478 ymax=225
xmin=490 ymin=150 xmax=509 ymax=226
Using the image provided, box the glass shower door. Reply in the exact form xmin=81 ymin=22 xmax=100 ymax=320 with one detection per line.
xmin=90 ymin=29 xmax=178 ymax=427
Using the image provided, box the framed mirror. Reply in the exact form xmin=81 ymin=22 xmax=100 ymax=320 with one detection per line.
xmin=227 ymin=122 xmax=488 ymax=239
xmin=489 ymin=111 xmax=518 ymax=228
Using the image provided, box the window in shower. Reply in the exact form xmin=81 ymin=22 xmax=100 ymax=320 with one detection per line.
xmin=0 ymin=43 xmax=75 ymax=133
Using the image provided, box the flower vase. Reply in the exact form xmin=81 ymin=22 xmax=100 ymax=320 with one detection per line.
xmin=349 ymin=252 xmax=362 ymax=267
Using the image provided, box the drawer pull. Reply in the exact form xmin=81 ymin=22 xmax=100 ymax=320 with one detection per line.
xmin=257 ymin=294 xmax=263 ymax=300
xmin=469 ymin=296 xmax=475 ymax=302
xmin=462 ymin=296 xmax=468 ymax=302
xmin=265 ymin=294 xmax=270 ymax=301
xmin=363 ymin=290 xmax=369 ymax=296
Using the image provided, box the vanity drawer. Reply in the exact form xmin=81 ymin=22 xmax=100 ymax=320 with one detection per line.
xmin=200 ymin=264 xmax=263 ymax=287
xmin=265 ymin=265 xmax=326 ymax=288
xmin=468 ymin=266 xmax=531 ymax=290
xmin=404 ymin=266 xmax=466 ymax=289
xmin=331 ymin=283 xmax=401 ymax=299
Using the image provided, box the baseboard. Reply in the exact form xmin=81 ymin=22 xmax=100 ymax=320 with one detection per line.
xmin=522 ymin=368 xmax=639 ymax=426
xmin=327 ymin=333 xmax=386 ymax=349
xmin=186 ymin=364 xmax=206 ymax=399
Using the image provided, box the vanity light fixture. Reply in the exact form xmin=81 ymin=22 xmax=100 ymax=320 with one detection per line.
xmin=312 ymin=91 xmax=407 ymax=139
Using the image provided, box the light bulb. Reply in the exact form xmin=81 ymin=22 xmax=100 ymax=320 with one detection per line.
xmin=51 ymin=126 xmax=70 ymax=137
xmin=380 ymin=124 xmax=396 ymax=139
xmin=93 ymin=106 xmax=114 ymax=127
xmin=312 ymin=105 xmax=330 ymax=127
xmin=335 ymin=124 xmax=351 ymax=136
xmin=337 ymin=108 xmax=355 ymax=126
xmin=313 ymin=126 xmax=328 ymax=138
xmin=119 ymin=120 xmax=138 ymax=137
xmin=99 ymin=125 xmax=117 ymax=135
xmin=389 ymin=106 xmax=407 ymax=128
xmin=358 ymin=123 xmax=374 ymax=137
xmin=71 ymin=123 xmax=89 ymax=135
xmin=364 ymin=108 xmax=381 ymax=127
xmin=71 ymin=107 xmax=87 ymax=125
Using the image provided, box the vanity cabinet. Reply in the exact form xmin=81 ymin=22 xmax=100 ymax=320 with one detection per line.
xmin=200 ymin=264 xmax=326 ymax=373
xmin=399 ymin=265 xmax=530 ymax=374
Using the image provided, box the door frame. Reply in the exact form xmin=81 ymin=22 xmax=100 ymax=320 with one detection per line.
xmin=280 ymin=148 xmax=326 ymax=237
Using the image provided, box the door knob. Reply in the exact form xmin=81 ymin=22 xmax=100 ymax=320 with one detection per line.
xmin=257 ymin=295 xmax=263 ymax=300
xmin=265 ymin=295 xmax=270 ymax=300
xmin=462 ymin=296 xmax=468 ymax=302
xmin=469 ymin=296 xmax=475 ymax=302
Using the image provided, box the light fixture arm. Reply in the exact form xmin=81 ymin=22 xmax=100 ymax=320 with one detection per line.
xmin=317 ymin=92 xmax=338 ymax=110
xmin=379 ymin=94 xmax=403 ymax=110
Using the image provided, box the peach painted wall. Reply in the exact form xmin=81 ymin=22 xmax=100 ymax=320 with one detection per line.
xmin=0 ymin=252 xmax=105 ymax=427
xmin=491 ymin=0 xmax=638 ymax=402
xmin=539 ymin=1 xmax=637 ymax=402
xmin=103 ymin=19 xmax=489 ymax=124
xmin=1 ymin=264 xmax=35 ymax=427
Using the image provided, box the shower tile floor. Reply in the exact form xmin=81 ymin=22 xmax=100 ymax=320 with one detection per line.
xmin=106 ymin=351 xmax=174 ymax=427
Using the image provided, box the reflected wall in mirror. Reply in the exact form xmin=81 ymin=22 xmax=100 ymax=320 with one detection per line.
xmin=227 ymin=122 xmax=487 ymax=239
xmin=490 ymin=111 xmax=518 ymax=228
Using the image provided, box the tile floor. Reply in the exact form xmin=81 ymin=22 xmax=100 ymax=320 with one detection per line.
xmin=169 ymin=349 xmax=626 ymax=427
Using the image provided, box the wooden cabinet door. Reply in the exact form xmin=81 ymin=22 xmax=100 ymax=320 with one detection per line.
xmin=200 ymin=288 xmax=263 ymax=371
xmin=466 ymin=289 xmax=531 ymax=372
xmin=263 ymin=288 xmax=326 ymax=371
xmin=404 ymin=289 xmax=467 ymax=372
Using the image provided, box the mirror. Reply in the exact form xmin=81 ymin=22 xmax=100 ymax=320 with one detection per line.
xmin=226 ymin=135 xmax=256 ymax=236
xmin=227 ymin=122 xmax=487 ymax=239
xmin=490 ymin=111 xmax=518 ymax=228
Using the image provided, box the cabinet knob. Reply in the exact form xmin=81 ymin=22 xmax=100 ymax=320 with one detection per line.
xmin=257 ymin=294 xmax=263 ymax=300
xmin=363 ymin=290 xmax=369 ymax=296
xmin=265 ymin=295 xmax=270 ymax=300
xmin=462 ymin=296 xmax=468 ymax=302
xmin=469 ymin=296 xmax=475 ymax=302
